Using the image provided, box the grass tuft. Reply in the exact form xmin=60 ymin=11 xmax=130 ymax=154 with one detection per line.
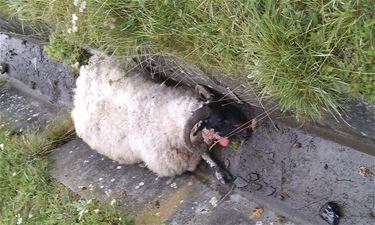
xmin=0 ymin=0 xmax=374 ymax=120
xmin=0 ymin=115 xmax=132 ymax=224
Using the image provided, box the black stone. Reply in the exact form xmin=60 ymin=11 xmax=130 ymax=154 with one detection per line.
xmin=0 ymin=62 xmax=8 ymax=74
xmin=319 ymin=202 xmax=341 ymax=225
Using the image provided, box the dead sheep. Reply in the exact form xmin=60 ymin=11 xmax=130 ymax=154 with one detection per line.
xmin=72 ymin=56 xmax=249 ymax=183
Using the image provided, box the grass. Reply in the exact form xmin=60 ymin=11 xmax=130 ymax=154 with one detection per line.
xmin=0 ymin=0 xmax=374 ymax=121
xmin=0 ymin=76 xmax=8 ymax=88
xmin=0 ymin=115 xmax=132 ymax=225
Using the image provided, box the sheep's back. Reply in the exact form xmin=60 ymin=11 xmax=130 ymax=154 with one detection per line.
xmin=72 ymin=57 xmax=202 ymax=176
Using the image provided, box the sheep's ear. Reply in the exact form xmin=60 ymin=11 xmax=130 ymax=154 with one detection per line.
xmin=183 ymin=106 xmax=212 ymax=155
xmin=195 ymin=85 xmax=213 ymax=100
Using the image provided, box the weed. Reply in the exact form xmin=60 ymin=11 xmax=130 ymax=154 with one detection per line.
xmin=44 ymin=33 xmax=90 ymax=67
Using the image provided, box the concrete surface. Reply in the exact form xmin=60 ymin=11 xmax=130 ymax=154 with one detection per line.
xmin=0 ymin=33 xmax=76 ymax=108
xmin=0 ymin=76 xmax=56 ymax=130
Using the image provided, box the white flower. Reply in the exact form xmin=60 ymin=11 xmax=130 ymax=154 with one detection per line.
xmin=12 ymin=172 xmax=16 ymax=176
xmin=79 ymin=1 xmax=86 ymax=13
xmin=67 ymin=28 xmax=72 ymax=34
xmin=73 ymin=0 xmax=80 ymax=7
xmin=72 ymin=14 xmax=78 ymax=22
xmin=94 ymin=209 xmax=100 ymax=214
xmin=110 ymin=199 xmax=116 ymax=206
xmin=16 ymin=214 xmax=22 ymax=224
xmin=72 ymin=25 xmax=78 ymax=33
xmin=0 ymin=143 xmax=4 ymax=150
xmin=71 ymin=62 xmax=80 ymax=70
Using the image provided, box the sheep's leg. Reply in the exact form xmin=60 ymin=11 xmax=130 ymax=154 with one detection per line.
xmin=201 ymin=152 xmax=232 ymax=184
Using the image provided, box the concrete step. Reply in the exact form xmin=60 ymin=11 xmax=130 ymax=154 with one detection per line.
xmin=48 ymin=139 xmax=301 ymax=225
xmin=0 ymin=76 xmax=57 ymax=130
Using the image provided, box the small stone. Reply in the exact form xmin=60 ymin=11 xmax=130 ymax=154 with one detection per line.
xmin=249 ymin=207 xmax=264 ymax=220
xmin=170 ymin=182 xmax=177 ymax=188
xmin=180 ymin=200 xmax=184 ymax=203
xmin=319 ymin=202 xmax=341 ymax=225
xmin=357 ymin=165 xmax=374 ymax=180
xmin=84 ymin=160 xmax=89 ymax=163
xmin=110 ymin=178 xmax=115 ymax=182
xmin=234 ymin=176 xmax=249 ymax=188
xmin=116 ymin=166 xmax=122 ymax=169
xmin=225 ymin=159 xmax=230 ymax=168
xmin=209 ymin=196 xmax=218 ymax=207
xmin=98 ymin=177 xmax=103 ymax=181
xmin=0 ymin=62 xmax=9 ymax=74
xmin=139 ymin=182 xmax=145 ymax=186
xmin=292 ymin=142 xmax=302 ymax=148
xmin=78 ymin=186 xmax=86 ymax=190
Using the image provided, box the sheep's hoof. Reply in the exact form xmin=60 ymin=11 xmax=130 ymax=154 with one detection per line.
xmin=214 ymin=166 xmax=233 ymax=184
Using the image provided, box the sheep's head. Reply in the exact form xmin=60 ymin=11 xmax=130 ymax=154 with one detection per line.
xmin=184 ymin=86 xmax=251 ymax=155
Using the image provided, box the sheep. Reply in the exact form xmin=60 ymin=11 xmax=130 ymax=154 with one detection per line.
xmin=72 ymin=55 xmax=248 ymax=183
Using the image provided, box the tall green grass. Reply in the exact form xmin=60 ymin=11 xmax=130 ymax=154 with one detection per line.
xmin=0 ymin=0 xmax=373 ymax=120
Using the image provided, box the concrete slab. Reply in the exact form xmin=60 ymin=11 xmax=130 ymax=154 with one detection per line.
xmin=48 ymin=138 xmax=301 ymax=225
xmin=0 ymin=78 xmax=56 ymax=129
xmin=215 ymin=118 xmax=375 ymax=225
xmin=0 ymin=33 xmax=76 ymax=108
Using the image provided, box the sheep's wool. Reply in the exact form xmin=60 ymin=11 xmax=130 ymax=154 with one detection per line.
xmin=72 ymin=57 xmax=202 ymax=176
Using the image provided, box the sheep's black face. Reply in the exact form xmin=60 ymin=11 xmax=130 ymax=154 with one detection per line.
xmin=197 ymin=97 xmax=250 ymax=147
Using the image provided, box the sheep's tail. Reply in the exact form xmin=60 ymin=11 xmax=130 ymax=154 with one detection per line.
xmin=183 ymin=106 xmax=211 ymax=155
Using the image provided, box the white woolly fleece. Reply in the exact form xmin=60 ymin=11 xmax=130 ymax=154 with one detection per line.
xmin=72 ymin=57 xmax=202 ymax=176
